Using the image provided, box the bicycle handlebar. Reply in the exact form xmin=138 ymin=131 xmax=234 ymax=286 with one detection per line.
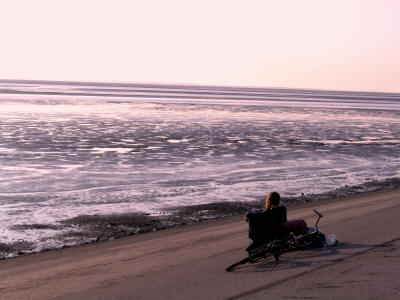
xmin=313 ymin=209 xmax=323 ymax=218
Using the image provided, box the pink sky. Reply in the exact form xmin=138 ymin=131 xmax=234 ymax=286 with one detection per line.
xmin=1 ymin=0 xmax=399 ymax=92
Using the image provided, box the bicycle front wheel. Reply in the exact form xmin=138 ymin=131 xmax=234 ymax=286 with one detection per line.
xmin=225 ymin=257 xmax=250 ymax=272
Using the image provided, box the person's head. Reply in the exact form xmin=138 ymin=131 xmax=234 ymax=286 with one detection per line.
xmin=264 ymin=191 xmax=281 ymax=211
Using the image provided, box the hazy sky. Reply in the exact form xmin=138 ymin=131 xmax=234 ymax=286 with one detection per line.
xmin=1 ymin=0 xmax=399 ymax=92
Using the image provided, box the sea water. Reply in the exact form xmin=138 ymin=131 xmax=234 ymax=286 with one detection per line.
xmin=1 ymin=81 xmax=399 ymax=252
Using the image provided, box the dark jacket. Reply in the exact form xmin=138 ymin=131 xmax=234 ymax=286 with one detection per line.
xmin=247 ymin=205 xmax=287 ymax=243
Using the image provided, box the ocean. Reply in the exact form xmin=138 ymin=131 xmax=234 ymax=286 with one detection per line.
xmin=1 ymin=80 xmax=399 ymax=257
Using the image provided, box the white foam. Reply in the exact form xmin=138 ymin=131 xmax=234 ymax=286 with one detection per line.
xmin=167 ymin=139 xmax=190 ymax=144
xmin=0 ymin=148 xmax=15 ymax=153
xmin=91 ymin=147 xmax=134 ymax=154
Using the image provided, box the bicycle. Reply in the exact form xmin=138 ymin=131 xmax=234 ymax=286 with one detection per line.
xmin=226 ymin=209 xmax=328 ymax=272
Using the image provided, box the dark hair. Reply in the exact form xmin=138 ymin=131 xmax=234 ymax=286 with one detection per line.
xmin=264 ymin=191 xmax=281 ymax=211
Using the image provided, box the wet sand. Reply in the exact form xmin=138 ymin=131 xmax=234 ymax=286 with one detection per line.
xmin=2 ymin=84 xmax=399 ymax=254
xmin=0 ymin=188 xmax=399 ymax=299
xmin=3 ymin=178 xmax=399 ymax=259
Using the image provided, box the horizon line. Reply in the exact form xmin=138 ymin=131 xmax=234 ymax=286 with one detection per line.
xmin=1 ymin=78 xmax=399 ymax=96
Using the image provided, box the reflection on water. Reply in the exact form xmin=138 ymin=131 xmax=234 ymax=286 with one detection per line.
xmin=0 ymin=81 xmax=400 ymax=247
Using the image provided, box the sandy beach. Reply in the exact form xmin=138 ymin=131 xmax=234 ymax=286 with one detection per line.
xmin=1 ymin=188 xmax=399 ymax=299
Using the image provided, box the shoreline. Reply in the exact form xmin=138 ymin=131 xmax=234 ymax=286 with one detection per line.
xmin=1 ymin=186 xmax=399 ymax=299
xmin=1 ymin=178 xmax=400 ymax=260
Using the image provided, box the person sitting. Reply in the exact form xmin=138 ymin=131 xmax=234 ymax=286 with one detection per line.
xmin=245 ymin=191 xmax=287 ymax=251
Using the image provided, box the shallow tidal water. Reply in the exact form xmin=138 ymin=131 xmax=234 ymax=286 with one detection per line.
xmin=1 ymin=80 xmax=400 ymax=257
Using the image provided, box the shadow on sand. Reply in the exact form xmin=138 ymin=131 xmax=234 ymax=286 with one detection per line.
xmin=231 ymin=241 xmax=378 ymax=273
